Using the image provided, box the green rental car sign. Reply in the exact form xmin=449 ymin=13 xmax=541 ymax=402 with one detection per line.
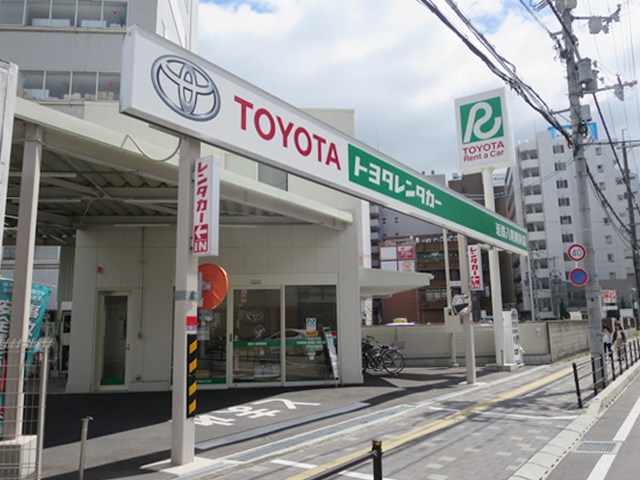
xmin=348 ymin=145 xmax=527 ymax=252
xmin=455 ymin=87 xmax=515 ymax=174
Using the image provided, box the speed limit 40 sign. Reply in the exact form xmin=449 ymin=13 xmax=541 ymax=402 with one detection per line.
xmin=567 ymin=244 xmax=586 ymax=262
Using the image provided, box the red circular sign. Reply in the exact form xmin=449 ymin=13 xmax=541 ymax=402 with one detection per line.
xmin=198 ymin=264 xmax=229 ymax=310
xmin=567 ymin=244 xmax=586 ymax=262
xmin=569 ymin=268 xmax=589 ymax=287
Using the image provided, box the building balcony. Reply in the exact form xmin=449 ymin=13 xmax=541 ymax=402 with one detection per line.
xmin=520 ymin=157 xmax=540 ymax=169
xmin=521 ymin=176 xmax=541 ymax=188
xmin=524 ymin=212 xmax=545 ymax=223
xmin=527 ymin=230 xmax=546 ymax=241
xmin=524 ymin=194 xmax=543 ymax=205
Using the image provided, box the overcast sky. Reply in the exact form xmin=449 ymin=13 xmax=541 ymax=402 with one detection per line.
xmin=197 ymin=0 xmax=640 ymax=179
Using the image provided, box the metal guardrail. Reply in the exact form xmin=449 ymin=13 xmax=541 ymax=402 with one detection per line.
xmin=572 ymin=338 xmax=640 ymax=409
xmin=305 ymin=440 xmax=383 ymax=480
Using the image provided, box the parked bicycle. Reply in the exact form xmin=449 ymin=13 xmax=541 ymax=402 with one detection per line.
xmin=361 ymin=335 xmax=405 ymax=375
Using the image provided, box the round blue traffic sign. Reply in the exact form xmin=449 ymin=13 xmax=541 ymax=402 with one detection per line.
xmin=569 ymin=268 xmax=589 ymax=287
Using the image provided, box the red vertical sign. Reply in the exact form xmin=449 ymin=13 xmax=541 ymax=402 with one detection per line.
xmin=468 ymin=245 xmax=484 ymax=291
xmin=193 ymin=156 xmax=220 ymax=256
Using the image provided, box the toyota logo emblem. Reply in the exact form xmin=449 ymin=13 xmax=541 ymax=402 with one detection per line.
xmin=151 ymin=55 xmax=220 ymax=121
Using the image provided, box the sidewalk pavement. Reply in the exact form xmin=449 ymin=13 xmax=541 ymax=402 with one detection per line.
xmin=41 ymin=358 xmax=638 ymax=480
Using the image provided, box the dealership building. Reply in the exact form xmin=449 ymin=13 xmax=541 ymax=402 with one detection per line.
xmin=0 ymin=1 xmax=527 ymax=397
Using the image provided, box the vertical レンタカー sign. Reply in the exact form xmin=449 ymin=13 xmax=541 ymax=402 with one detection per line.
xmin=455 ymin=87 xmax=515 ymax=174
xmin=468 ymin=245 xmax=484 ymax=291
xmin=0 ymin=279 xmax=51 ymax=437
xmin=192 ymin=156 xmax=220 ymax=257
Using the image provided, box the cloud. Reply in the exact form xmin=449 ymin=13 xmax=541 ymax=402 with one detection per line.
xmin=198 ymin=0 xmax=640 ymax=177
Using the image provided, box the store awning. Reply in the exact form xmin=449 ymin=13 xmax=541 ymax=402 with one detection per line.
xmin=359 ymin=268 xmax=433 ymax=297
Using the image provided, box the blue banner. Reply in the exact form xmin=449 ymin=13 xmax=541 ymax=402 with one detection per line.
xmin=0 ymin=279 xmax=52 ymax=437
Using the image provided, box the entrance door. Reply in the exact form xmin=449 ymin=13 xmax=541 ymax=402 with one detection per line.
xmin=96 ymin=292 xmax=130 ymax=390
xmin=231 ymin=288 xmax=282 ymax=384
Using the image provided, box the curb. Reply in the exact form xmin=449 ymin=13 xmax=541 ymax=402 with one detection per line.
xmin=508 ymin=359 xmax=640 ymax=480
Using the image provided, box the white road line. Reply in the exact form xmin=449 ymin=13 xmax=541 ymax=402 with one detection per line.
xmin=272 ymin=459 xmax=399 ymax=480
xmin=613 ymin=393 xmax=640 ymax=442
xmin=584 ymin=387 xmax=640 ymax=480
xmin=586 ymin=454 xmax=616 ymax=480
xmin=429 ymin=406 xmax=579 ymax=420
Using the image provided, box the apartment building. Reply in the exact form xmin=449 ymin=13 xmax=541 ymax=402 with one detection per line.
xmin=506 ymin=128 xmax=638 ymax=319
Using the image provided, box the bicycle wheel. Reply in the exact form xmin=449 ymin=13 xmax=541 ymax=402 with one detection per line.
xmin=383 ymin=350 xmax=405 ymax=375
xmin=371 ymin=349 xmax=385 ymax=372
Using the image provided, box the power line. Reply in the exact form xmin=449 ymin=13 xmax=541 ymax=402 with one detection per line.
xmin=413 ymin=0 xmax=573 ymax=146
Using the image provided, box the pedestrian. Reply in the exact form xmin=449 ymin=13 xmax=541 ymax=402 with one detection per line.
xmin=612 ymin=322 xmax=626 ymax=357
xmin=602 ymin=325 xmax=612 ymax=354
xmin=254 ymin=322 xmax=266 ymax=340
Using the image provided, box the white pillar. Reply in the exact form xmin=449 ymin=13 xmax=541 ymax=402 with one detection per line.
xmin=482 ymin=168 xmax=506 ymax=367
xmin=443 ymin=228 xmax=457 ymax=366
xmin=458 ymin=234 xmax=475 ymax=384
xmin=171 ymin=137 xmax=200 ymax=465
xmin=5 ymin=124 xmax=42 ymax=439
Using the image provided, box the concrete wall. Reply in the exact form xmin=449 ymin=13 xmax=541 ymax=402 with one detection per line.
xmin=362 ymin=320 xmax=596 ymax=367
xmin=547 ymin=320 xmax=589 ymax=362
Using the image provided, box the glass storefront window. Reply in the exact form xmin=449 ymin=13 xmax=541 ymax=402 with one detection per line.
xmin=77 ymin=0 xmax=101 ymax=27
xmin=232 ymin=289 xmax=281 ymax=383
xmin=97 ymin=72 xmax=119 ymax=101
xmin=50 ymin=0 xmax=74 ymax=26
xmin=196 ymin=296 xmax=227 ymax=384
xmin=25 ymin=0 xmax=49 ymax=26
xmin=285 ymin=285 xmax=337 ymax=382
xmin=0 ymin=0 xmax=25 ymax=25
xmin=71 ymin=71 xmax=97 ymax=100
xmin=44 ymin=71 xmax=71 ymax=100
xmin=18 ymin=71 xmax=45 ymax=100
xmin=103 ymin=1 xmax=126 ymax=28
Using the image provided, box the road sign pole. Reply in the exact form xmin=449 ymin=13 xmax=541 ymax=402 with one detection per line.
xmin=171 ymin=137 xmax=200 ymax=465
xmin=482 ymin=168 xmax=506 ymax=367
xmin=458 ymin=234 xmax=476 ymax=384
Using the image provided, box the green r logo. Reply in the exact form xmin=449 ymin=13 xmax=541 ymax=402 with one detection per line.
xmin=460 ymin=96 xmax=504 ymax=144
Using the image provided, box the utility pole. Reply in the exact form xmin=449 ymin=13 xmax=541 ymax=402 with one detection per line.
xmin=620 ymin=135 xmax=640 ymax=320
xmin=558 ymin=1 xmax=604 ymax=356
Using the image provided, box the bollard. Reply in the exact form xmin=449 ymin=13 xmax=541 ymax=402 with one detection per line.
xmin=599 ymin=355 xmax=607 ymax=389
xmin=572 ymin=362 xmax=583 ymax=409
xmin=591 ymin=357 xmax=598 ymax=396
xmin=610 ymin=352 xmax=616 ymax=381
xmin=79 ymin=416 xmax=93 ymax=480
xmin=371 ymin=440 xmax=383 ymax=480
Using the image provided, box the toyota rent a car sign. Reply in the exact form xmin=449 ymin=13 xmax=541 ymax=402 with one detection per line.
xmin=120 ymin=26 xmax=527 ymax=255
xmin=454 ymin=88 xmax=515 ymax=174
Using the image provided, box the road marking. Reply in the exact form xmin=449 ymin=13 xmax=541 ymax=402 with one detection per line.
xmin=273 ymin=459 xmax=398 ymax=480
xmin=284 ymin=366 xmax=573 ymax=480
xmin=253 ymin=398 xmax=321 ymax=410
xmin=613 ymin=393 xmax=640 ymax=441
xmin=584 ymin=381 xmax=640 ymax=480
xmin=586 ymin=454 xmax=616 ymax=480
xmin=429 ymin=406 xmax=579 ymax=420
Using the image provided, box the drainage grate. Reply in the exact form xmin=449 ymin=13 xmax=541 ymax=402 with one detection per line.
xmin=575 ymin=441 xmax=620 ymax=454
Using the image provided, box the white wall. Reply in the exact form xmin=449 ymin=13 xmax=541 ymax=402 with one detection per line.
xmin=67 ymin=226 xmax=176 ymax=393
xmin=67 ymin=199 xmax=364 ymax=392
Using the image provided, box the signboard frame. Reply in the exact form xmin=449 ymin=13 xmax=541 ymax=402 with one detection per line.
xmin=120 ymin=26 xmax=528 ymax=256
xmin=454 ymin=87 xmax=515 ymax=174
